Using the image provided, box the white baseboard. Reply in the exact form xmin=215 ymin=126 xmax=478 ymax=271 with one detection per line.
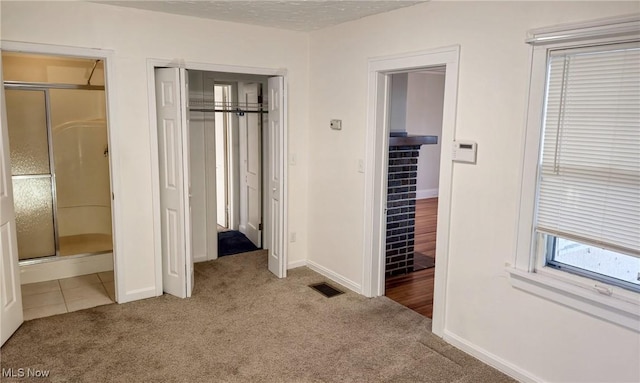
xmin=193 ymin=253 xmax=208 ymax=263
xmin=287 ymin=259 xmax=307 ymax=269
xmin=416 ymin=188 xmax=438 ymax=199
xmin=306 ymin=260 xmax=361 ymax=294
xmin=443 ymin=329 xmax=542 ymax=383
xmin=20 ymin=253 xmax=114 ymax=285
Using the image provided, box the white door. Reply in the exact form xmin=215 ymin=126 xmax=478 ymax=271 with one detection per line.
xmin=155 ymin=67 xmax=193 ymax=298
xmin=267 ymin=77 xmax=285 ymax=278
xmin=238 ymin=83 xmax=262 ymax=247
xmin=0 ymin=52 xmax=24 ymax=346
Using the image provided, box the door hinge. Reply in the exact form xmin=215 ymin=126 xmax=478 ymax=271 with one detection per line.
xmin=259 ymin=223 xmax=263 ymax=230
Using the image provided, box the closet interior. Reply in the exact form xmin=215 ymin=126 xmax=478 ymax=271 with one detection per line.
xmin=187 ymin=70 xmax=270 ymax=262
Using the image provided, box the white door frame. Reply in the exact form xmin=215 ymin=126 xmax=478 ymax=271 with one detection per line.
xmin=147 ymin=60 xmax=289 ymax=295
xmin=362 ymin=46 xmax=460 ymax=337
xmin=0 ymin=40 xmax=123 ymax=302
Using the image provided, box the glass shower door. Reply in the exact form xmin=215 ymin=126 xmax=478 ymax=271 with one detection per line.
xmin=5 ymin=89 xmax=57 ymax=260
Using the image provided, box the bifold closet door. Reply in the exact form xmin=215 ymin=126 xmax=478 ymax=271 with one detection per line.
xmin=239 ymin=83 xmax=262 ymax=248
xmin=155 ymin=67 xmax=193 ymax=299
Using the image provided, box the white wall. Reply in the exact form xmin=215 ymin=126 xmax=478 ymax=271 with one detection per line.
xmin=307 ymin=2 xmax=640 ymax=382
xmin=389 ymin=73 xmax=407 ymax=132
xmin=406 ymin=72 xmax=444 ymax=198
xmin=0 ymin=1 xmax=310 ymax=301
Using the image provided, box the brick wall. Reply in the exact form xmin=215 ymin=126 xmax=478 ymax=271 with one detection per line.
xmin=386 ymin=145 xmax=420 ymax=277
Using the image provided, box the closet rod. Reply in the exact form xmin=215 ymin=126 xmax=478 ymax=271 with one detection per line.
xmin=189 ymin=108 xmax=267 ymax=114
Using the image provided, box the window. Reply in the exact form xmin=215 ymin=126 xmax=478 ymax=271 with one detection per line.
xmin=512 ymin=15 xmax=640 ymax=331
xmin=538 ymin=43 xmax=640 ymax=293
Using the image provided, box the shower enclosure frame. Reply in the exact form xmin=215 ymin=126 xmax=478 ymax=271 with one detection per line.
xmin=4 ymin=80 xmax=110 ymax=265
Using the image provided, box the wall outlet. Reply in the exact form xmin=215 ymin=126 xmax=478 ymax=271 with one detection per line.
xmin=289 ymin=232 xmax=297 ymax=243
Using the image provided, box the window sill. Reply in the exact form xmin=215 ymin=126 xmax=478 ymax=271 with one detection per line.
xmin=508 ymin=267 xmax=640 ymax=332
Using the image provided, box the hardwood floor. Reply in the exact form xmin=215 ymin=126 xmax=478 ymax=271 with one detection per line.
xmin=414 ymin=198 xmax=438 ymax=257
xmin=385 ymin=198 xmax=438 ymax=318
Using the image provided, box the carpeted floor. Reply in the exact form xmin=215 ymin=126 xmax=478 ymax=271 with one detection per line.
xmin=0 ymin=251 xmax=515 ymax=382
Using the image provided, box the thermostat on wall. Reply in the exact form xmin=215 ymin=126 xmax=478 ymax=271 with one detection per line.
xmin=452 ymin=141 xmax=477 ymax=164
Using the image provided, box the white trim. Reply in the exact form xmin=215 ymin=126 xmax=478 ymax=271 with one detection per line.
xmin=287 ymin=259 xmax=307 ymax=270
xmin=514 ymin=42 xmax=548 ymax=272
xmin=513 ymin=17 xmax=640 ymax=330
xmin=147 ymin=59 xmax=289 ymax=296
xmin=306 ymin=260 xmax=361 ymax=294
xmin=282 ymin=75 xmax=290 ymax=279
xmin=443 ymin=329 xmax=542 ymax=383
xmin=508 ymin=268 xmax=640 ymax=332
xmin=1 ymin=40 xmax=123 ymax=303
xmin=19 ymin=253 xmax=113 ymax=285
xmin=416 ymin=189 xmax=438 ymax=200
xmin=193 ymin=253 xmax=208 ymax=263
xmin=363 ymin=45 xmax=460 ymax=338
xmin=147 ymin=59 xmax=164 ymax=297
xmin=526 ymin=14 xmax=640 ymax=45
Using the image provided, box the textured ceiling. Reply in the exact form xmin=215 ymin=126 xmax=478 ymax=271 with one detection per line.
xmin=97 ymin=1 xmax=427 ymax=32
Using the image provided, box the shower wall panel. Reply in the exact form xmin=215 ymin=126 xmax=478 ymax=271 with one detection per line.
xmin=50 ymin=90 xmax=111 ymax=238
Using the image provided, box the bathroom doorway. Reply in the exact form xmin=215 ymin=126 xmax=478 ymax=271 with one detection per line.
xmin=2 ymin=52 xmax=115 ymax=320
xmin=383 ymin=69 xmax=445 ymax=318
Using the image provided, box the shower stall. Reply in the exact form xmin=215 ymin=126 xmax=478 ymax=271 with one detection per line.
xmin=3 ymin=53 xmax=113 ymax=268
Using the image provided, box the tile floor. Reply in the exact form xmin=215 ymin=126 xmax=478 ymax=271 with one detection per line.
xmin=21 ymin=271 xmax=115 ymax=321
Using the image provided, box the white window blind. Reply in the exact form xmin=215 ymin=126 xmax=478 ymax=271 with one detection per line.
xmin=536 ymin=42 xmax=640 ymax=258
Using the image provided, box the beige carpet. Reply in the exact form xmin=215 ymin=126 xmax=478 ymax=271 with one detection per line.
xmin=0 ymin=250 xmax=515 ymax=382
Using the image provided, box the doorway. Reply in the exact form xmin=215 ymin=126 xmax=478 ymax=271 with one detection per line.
xmin=149 ymin=62 xmax=288 ymax=299
xmin=1 ymin=50 xmax=117 ymax=323
xmin=187 ymin=70 xmax=267 ymax=262
xmin=363 ymin=46 xmax=460 ymax=337
xmin=383 ymin=70 xmax=445 ymax=318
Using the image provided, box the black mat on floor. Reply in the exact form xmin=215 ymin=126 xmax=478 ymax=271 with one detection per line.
xmin=218 ymin=230 xmax=259 ymax=257
xmin=413 ymin=252 xmax=436 ymax=272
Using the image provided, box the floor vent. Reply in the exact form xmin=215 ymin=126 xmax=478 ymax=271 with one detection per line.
xmin=309 ymin=282 xmax=344 ymax=298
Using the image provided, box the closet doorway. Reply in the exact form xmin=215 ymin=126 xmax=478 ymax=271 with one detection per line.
xmin=188 ymin=71 xmax=267 ymax=262
xmin=150 ymin=63 xmax=288 ymax=299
